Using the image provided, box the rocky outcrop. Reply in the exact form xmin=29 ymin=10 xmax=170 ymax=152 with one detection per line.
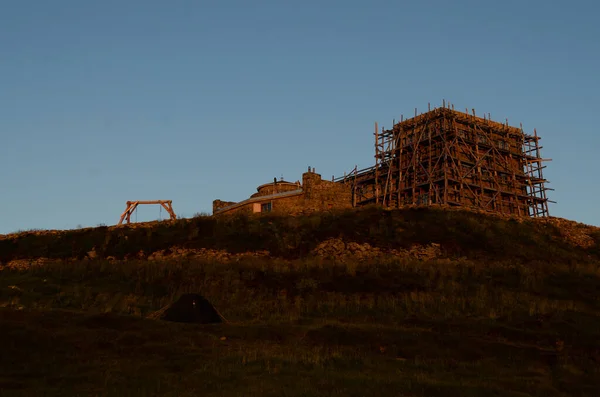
xmin=0 ymin=239 xmax=442 ymax=271
xmin=145 ymin=247 xmax=271 ymax=262
xmin=311 ymin=238 xmax=442 ymax=260
xmin=0 ymin=258 xmax=61 ymax=271
xmin=0 ymin=247 xmax=273 ymax=270
xmin=536 ymin=217 xmax=598 ymax=249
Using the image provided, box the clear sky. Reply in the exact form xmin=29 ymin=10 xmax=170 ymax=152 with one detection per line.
xmin=1 ymin=0 xmax=599 ymax=233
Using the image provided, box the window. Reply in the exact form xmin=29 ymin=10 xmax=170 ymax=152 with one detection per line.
xmin=497 ymin=140 xmax=508 ymax=150
xmin=261 ymin=202 xmax=272 ymax=212
xmin=478 ymin=134 xmax=488 ymax=145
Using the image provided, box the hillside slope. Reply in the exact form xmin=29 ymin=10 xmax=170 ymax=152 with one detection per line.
xmin=2 ymin=206 xmax=599 ymax=264
xmin=1 ymin=207 xmax=600 ymax=396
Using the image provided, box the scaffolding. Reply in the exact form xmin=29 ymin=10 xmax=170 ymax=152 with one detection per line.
xmin=342 ymin=102 xmax=552 ymax=217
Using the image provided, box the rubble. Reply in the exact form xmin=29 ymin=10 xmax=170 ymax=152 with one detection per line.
xmin=535 ymin=217 xmax=598 ymax=249
xmin=0 ymin=258 xmax=61 ymax=271
xmin=146 ymin=247 xmax=271 ymax=262
xmin=311 ymin=238 xmax=442 ymax=260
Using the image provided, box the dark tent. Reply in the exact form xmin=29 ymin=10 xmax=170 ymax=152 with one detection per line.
xmin=159 ymin=294 xmax=223 ymax=324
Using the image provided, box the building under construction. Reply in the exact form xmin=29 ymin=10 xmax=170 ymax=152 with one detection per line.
xmin=338 ymin=103 xmax=552 ymax=217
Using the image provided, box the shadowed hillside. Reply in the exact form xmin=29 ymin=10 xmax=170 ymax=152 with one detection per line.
xmin=1 ymin=207 xmax=600 ymax=396
xmin=2 ymin=206 xmax=599 ymax=264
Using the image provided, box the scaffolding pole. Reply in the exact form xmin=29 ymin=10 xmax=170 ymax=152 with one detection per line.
xmin=346 ymin=105 xmax=551 ymax=217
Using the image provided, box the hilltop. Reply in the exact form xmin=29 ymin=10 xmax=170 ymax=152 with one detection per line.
xmin=1 ymin=207 xmax=600 ymax=396
xmin=2 ymin=206 xmax=599 ymax=264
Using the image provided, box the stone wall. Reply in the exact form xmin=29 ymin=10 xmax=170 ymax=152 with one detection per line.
xmin=251 ymin=181 xmax=302 ymax=198
xmin=213 ymin=199 xmax=237 ymax=214
xmin=212 ymin=170 xmax=353 ymax=216
xmin=302 ymin=170 xmax=353 ymax=211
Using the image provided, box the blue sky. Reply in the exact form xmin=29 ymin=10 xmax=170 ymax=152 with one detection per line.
xmin=1 ymin=0 xmax=599 ymax=233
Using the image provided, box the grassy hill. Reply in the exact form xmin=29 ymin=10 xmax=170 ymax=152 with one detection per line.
xmin=1 ymin=207 xmax=600 ymax=396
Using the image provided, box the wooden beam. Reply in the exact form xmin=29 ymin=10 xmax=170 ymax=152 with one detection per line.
xmin=117 ymin=200 xmax=177 ymax=225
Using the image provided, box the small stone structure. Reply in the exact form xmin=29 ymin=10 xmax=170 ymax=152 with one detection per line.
xmin=213 ymin=168 xmax=353 ymax=215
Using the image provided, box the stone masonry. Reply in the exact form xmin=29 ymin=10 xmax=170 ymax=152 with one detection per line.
xmin=212 ymin=169 xmax=353 ymax=216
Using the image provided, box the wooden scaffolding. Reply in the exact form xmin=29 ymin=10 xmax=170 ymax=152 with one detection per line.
xmin=343 ymin=102 xmax=552 ymax=217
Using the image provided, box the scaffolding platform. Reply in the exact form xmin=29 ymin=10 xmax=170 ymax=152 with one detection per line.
xmin=339 ymin=103 xmax=551 ymax=217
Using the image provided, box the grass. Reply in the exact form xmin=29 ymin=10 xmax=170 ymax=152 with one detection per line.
xmin=1 ymin=207 xmax=600 ymax=396
xmin=4 ymin=308 xmax=586 ymax=397
xmin=1 ymin=206 xmax=597 ymax=263
xmin=1 ymin=255 xmax=600 ymax=396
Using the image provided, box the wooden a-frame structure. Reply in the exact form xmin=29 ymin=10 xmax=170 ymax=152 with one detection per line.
xmin=118 ymin=200 xmax=177 ymax=225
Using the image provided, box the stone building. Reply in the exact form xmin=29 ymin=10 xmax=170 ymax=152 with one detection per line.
xmin=212 ymin=168 xmax=353 ymax=215
xmin=213 ymin=104 xmax=551 ymax=218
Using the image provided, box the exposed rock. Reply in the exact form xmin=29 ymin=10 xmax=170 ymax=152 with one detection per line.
xmin=0 ymin=258 xmax=58 ymax=271
xmin=536 ymin=217 xmax=597 ymax=249
xmin=408 ymin=243 xmax=442 ymax=260
xmin=145 ymin=247 xmax=271 ymax=262
xmin=86 ymin=248 xmax=97 ymax=259
xmin=311 ymin=238 xmax=442 ymax=261
xmin=313 ymin=239 xmax=347 ymax=258
xmin=0 ymin=246 xmax=274 ymax=271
